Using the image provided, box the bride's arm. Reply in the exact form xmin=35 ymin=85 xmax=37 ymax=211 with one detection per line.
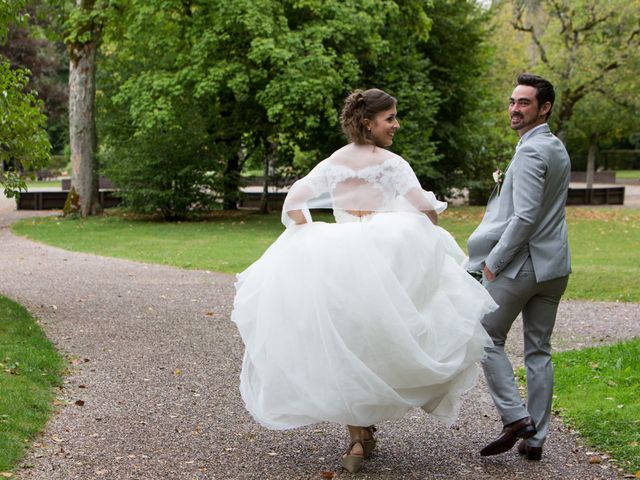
xmin=424 ymin=209 xmax=438 ymax=225
xmin=287 ymin=209 xmax=308 ymax=225
xmin=282 ymin=161 xmax=330 ymax=227
xmin=282 ymin=183 xmax=317 ymax=226
xmin=392 ymin=158 xmax=445 ymax=224
xmin=404 ymin=188 xmax=438 ymax=224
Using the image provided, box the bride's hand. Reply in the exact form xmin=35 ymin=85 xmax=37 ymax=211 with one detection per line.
xmin=287 ymin=209 xmax=308 ymax=225
xmin=423 ymin=209 xmax=438 ymax=225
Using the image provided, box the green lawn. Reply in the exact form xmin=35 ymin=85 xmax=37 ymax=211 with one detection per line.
xmin=616 ymin=170 xmax=640 ymax=180
xmin=0 ymin=296 xmax=64 ymax=473
xmin=552 ymin=338 xmax=640 ymax=473
xmin=12 ymin=206 xmax=640 ymax=302
xmin=24 ymin=180 xmax=62 ymax=190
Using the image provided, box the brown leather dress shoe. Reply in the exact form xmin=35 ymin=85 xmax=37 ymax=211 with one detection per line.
xmin=480 ymin=416 xmax=537 ymax=456
xmin=518 ymin=440 xmax=542 ymax=461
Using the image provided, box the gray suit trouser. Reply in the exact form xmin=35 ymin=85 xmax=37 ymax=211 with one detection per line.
xmin=481 ymin=258 xmax=569 ymax=447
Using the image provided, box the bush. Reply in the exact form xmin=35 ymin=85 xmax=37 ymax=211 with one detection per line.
xmin=100 ymin=94 xmax=225 ymax=220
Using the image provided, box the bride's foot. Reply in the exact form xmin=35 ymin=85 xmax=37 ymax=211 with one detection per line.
xmin=341 ymin=440 xmax=364 ymax=473
xmin=361 ymin=425 xmax=377 ymax=459
xmin=342 ymin=425 xmax=365 ymax=473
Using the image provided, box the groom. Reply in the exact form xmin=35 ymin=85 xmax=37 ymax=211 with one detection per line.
xmin=467 ymin=73 xmax=571 ymax=461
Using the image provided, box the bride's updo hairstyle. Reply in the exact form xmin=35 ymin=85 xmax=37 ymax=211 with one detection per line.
xmin=340 ymin=88 xmax=396 ymax=145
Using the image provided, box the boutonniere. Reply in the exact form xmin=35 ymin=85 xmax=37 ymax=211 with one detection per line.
xmin=493 ymin=168 xmax=505 ymax=195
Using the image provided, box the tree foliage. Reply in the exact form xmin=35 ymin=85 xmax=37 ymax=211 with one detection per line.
xmin=481 ymin=0 xmax=640 ymax=192
xmin=508 ymin=0 xmax=640 ymax=143
xmin=98 ymin=0 xmax=494 ymax=218
xmin=0 ymin=4 xmax=68 ymax=154
xmin=99 ymin=0 xmax=421 ymax=218
xmin=417 ymin=0 xmax=495 ymax=193
xmin=0 ymin=0 xmax=51 ymax=197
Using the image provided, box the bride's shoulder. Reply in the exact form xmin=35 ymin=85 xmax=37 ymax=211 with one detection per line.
xmin=385 ymin=151 xmax=410 ymax=168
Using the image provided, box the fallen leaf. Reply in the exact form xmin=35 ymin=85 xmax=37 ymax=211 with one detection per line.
xmin=589 ymin=455 xmax=602 ymax=464
xmin=321 ymin=471 xmax=335 ymax=479
xmin=205 ymin=312 xmax=214 ymax=316
xmin=75 ymin=400 xmax=85 ymax=406
xmin=174 ymin=369 xmax=181 ymax=375
xmin=0 ymin=473 xmax=14 ymax=478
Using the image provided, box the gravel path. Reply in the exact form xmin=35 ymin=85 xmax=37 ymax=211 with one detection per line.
xmin=1 ymin=208 xmax=639 ymax=479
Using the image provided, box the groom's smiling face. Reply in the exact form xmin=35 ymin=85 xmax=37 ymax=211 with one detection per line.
xmin=508 ymin=85 xmax=550 ymax=135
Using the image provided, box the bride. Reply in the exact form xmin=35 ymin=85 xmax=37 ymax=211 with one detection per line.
xmin=231 ymin=88 xmax=497 ymax=473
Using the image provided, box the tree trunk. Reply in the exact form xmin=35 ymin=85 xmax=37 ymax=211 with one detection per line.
xmin=68 ymin=0 xmax=101 ymax=217
xmin=586 ymin=132 xmax=598 ymax=191
xmin=554 ymin=98 xmax=574 ymax=144
xmin=222 ymin=154 xmax=239 ymax=210
xmin=259 ymin=153 xmax=270 ymax=214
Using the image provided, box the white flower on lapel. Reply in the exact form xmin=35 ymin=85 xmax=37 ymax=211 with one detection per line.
xmin=493 ymin=168 xmax=505 ymax=195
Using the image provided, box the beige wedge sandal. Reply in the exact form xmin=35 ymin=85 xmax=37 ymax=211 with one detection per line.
xmin=362 ymin=425 xmax=377 ymax=459
xmin=341 ymin=439 xmax=364 ymax=474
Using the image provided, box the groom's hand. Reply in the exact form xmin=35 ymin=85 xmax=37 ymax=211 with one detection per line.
xmin=483 ymin=265 xmax=496 ymax=282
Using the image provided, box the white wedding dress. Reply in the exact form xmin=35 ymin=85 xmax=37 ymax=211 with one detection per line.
xmin=231 ymin=144 xmax=497 ymax=429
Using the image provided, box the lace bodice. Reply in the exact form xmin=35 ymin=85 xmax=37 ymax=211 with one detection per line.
xmin=281 ymin=143 xmax=446 ymax=227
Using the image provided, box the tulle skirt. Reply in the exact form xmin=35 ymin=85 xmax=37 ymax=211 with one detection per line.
xmin=231 ymin=212 xmax=496 ymax=429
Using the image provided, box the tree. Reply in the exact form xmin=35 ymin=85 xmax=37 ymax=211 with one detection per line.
xmin=442 ymin=1 xmax=528 ymax=203
xmin=97 ymin=0 xmax=495 ymax=218
xmin=65 ymin=0 xmax=111 ymax=216
xmin=564 ymin=70 xmax=640 ymax=187
xmin=509 ymin=0 xmax=640 ymax=143
xmin=0 ymin=0 xmax=51 ymax=197
xmin=416 ymin=0 xmax=496 ymax=195
xmin=0 ymin=4 xmax=68 ymax=155
xmin=99 ymin=0 xmax=439 ymax=218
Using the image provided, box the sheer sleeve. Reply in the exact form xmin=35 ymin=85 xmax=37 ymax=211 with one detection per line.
xmin=393 ymin=158 xmax=447 ymax=214
xmin=281 ymin=161 xmax=330 ymax=227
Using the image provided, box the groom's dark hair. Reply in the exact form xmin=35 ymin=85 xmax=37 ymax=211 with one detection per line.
xmin=517 ymin=73 xmax=555 ymax=120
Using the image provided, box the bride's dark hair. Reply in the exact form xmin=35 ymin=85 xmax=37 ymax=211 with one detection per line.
xmin=340 ymin=88 xmax=396 ymax=145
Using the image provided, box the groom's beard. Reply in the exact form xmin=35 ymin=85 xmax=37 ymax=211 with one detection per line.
xmin=510 ymin=110 xmax=544 ymax=131
xmin=510 ymin=113 xmax=529 ymax=131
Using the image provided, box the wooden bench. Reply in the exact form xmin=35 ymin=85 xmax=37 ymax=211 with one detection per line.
xmin=570 ymin=171 xmax=616 ymax=184
xmin=566 ymin=186 xmax=625 ymax=205
xmin=17 ymin=190 xmax=121 ymax=210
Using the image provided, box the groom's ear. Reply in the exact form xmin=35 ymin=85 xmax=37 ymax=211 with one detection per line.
xmin=539 ymin=101 xmax=552 ymax=118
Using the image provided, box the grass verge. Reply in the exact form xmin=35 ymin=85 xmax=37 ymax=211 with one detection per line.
xmin=615 ymin=170 xmax=640 ymax=180
xmin=0 ymin=296 xmax=64 ymax=472
xmin=11 ymin=206 xmax=640 ymax=302
xmin=552 ymin=338 xmax=640 ymax=474
xmin=24 ymin=180 xmax=62 ymax=190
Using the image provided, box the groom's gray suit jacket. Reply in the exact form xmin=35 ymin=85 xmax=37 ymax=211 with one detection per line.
xmin=468 ymin=124 xmax=571 ymax=282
